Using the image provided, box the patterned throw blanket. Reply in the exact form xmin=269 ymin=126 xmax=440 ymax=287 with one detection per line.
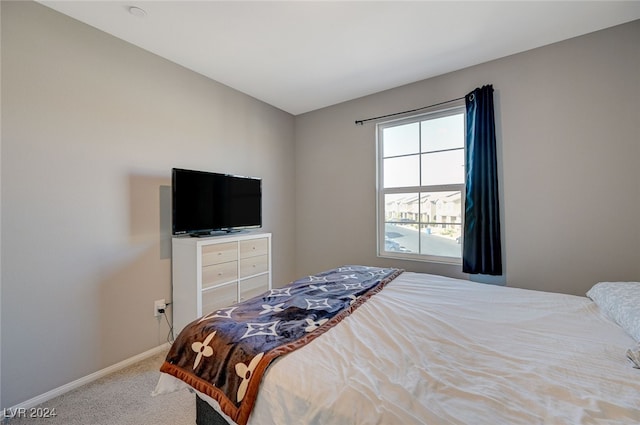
xmin=160 ymin=265 xmax=403 ymax=425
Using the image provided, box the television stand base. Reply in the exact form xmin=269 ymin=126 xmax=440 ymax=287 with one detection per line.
xmin=189 ymin=229 xmax=245 ymax=238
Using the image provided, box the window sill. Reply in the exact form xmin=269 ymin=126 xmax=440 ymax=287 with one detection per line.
xmin=378 ymin=251 xmax=462 ymax=266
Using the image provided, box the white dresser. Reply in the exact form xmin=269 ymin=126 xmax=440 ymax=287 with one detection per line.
xmin=171 ymin=232 xmax=272 ymax=336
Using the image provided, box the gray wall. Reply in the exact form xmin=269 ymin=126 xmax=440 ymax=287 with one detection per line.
xmin=1 ymin=1 xmax=296 ymax=407
xmin=0 ymin=0 xmax=3 ymax=408
xmin=294 ymin=20 xmax=640 ymax=295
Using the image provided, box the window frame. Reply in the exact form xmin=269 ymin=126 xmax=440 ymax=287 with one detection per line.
xmin=376 ymin=103 xmax=466 ymax=265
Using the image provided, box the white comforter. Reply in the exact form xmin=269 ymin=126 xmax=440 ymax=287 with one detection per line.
xmin=156 ymin=272 xmax=640 ymax=424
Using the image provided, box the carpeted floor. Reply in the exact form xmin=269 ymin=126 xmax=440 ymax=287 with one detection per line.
xmin=6 ymin=349 xmax=195 ymax=425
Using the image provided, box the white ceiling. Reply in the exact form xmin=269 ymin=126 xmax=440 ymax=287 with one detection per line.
xmin=38 ymin=1 xmax=640 ymax=115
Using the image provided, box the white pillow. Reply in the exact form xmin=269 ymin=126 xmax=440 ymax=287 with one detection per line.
xmin=587 ymin=281 xmax=640 ymax=342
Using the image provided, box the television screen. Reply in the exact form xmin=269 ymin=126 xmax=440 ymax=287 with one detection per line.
xmin=172 ymin=168 xmax=262 ymax=236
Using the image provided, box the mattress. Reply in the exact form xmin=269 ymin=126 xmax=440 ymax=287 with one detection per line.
xmin=155 ymin=271 xmax=640 ymax=424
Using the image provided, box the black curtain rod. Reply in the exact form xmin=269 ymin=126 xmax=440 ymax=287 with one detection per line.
xmin=354 ymin=96 xmax=465 ymax=126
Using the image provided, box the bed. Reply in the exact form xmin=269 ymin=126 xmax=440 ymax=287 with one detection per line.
xmin=154 ymin=266 xmax=640 ymax=424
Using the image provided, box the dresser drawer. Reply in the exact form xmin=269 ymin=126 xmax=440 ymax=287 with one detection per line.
xmin=240 ymin=274 xmax=270 ymax=302
xmin=239 ymin=238 xmax=269 ymax=259
xmin=202 ymin=261 xmax=238 ymax=289
xmin=239 ymin=254 xmax=268 ymax=278
xmin=202 ymin=242 xmax=237 ymax=267
xmin=202 ymin=282 xmax=238 ymax=315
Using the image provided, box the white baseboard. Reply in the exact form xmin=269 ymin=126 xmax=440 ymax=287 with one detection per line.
xmin=5 ymin=343 xmax=170 ymax=413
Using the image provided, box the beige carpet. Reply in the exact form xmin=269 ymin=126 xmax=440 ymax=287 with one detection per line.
xmin=6 ymin=349 xmax=196 ymax=425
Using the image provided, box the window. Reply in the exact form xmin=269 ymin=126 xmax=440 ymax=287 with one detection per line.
xmin=377 ymin=105 xmax=465 ymax=264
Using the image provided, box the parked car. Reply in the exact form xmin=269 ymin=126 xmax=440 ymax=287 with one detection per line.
xmin=385 ymin=237 xmax=402 ymax=251
xmin=385 ymin=237 xmax=411 ymax=252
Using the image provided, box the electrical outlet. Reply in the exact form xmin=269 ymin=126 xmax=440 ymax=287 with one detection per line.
xmin=154 ymin=299 xmax=166 ymax=317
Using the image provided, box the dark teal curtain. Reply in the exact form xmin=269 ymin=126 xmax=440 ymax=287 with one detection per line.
xmin=463 ymin=85 xmax=502 ymax=275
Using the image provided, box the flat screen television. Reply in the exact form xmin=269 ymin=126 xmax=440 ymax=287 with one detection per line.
xmin=172 ymin=168 xmax=262 ymax=236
